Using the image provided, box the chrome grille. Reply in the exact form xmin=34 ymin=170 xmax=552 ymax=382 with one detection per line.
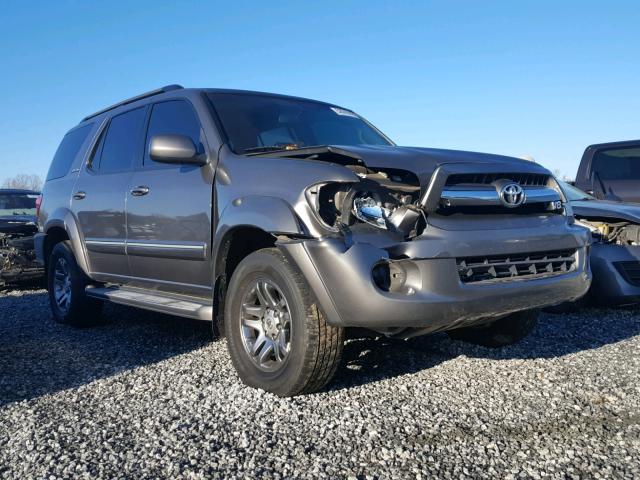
xmin=457 ymin=249 xmax=577 ymax=283
xmin=445 ymin=173 xmax=549 ymax=187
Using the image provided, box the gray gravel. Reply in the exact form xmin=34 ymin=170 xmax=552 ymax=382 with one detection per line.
xmin=1 ymin=288 xmax=639 ymax=479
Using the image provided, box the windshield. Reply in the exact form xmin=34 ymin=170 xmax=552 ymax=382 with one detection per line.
xmin=0 ymin=192 xmax=38 ymax=216
xmin=558 ymin=180 xmax=595 ymax=201
xmin=207 ymin=92 xmax=393 ymax=154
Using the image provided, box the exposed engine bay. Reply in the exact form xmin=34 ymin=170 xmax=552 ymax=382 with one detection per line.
xmin=308 ymin=165 xmax=426 ymax=238
xmin=0 ymin=230 xmax=43 ymax=286
xmin=574 ymin=218 xmax=640 ymax=246
xmin=260 ymin=145 xmax=565 ymax=240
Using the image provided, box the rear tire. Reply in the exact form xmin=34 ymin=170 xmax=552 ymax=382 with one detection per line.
xmin=446 ymin=310 xmax=539 ymax=348
xmin=47 ymin=241 xmax=103 ymax=326
xmin=224 ymin=248 xmax=344 ymax=396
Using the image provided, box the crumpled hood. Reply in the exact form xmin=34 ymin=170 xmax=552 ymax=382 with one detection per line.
xmin=571 ymin=199 xmax=640 ymax=223
xmin=329 ymin=145 xmax=551 ymax=185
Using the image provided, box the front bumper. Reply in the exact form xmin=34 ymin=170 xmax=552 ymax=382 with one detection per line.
xmin=589 ymin=243 xmax=640 ymax=305
xmin=281 ymin=221 xmax=591 ymax=334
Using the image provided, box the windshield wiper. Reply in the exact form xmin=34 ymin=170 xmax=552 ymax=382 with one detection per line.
xmin=244 ymin=145 xmax=300 ymax=155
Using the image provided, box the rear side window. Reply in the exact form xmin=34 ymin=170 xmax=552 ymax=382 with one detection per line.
xmin=592 ymin=146 xmax=640 ymax=180
xmin=46 ymin=124 xmax=93 ymax=181
xmin=97 ymin=107 xmax=146 ymax=173
xmin=144 ymin=100 xmax=202 ymax=166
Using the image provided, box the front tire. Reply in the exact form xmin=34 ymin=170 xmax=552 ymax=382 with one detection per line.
xmin=47 ymin=241 xmax=103 ymax=326
xmin=224 ymin=248 xmax=344 ymax=396
xmin=446 ymin=310 xmax=539 ymax=348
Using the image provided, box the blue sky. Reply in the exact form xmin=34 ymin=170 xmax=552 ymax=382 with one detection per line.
xmin=1 ymin=1 xmax=639 ymax=183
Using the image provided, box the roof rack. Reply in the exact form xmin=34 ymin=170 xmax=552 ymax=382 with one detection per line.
xmin=82 ymin=84 xmax=184 ymax=121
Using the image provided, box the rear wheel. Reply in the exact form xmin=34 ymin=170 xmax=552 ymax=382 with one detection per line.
xmin=446 ymin=310 xmax=539 ymax=348
xmin=225 ymin=248 xmax=344 ymax=396
xmin=47 ymin=241 xmax=103 ymax=326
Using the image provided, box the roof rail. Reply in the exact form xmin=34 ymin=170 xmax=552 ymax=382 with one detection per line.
xmin=81 ymin=84 xmax=184 ymax=121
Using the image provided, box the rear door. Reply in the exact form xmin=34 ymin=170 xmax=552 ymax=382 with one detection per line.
xmin=125 ymin=99 xmax=214 ymax=297
xmin=72 ymin=107 xmax=147 ymax=280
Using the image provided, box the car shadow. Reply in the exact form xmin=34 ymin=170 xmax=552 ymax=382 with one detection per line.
xmin=0 ymin=290 xmax=212 ymax=407
xmin=328 ymin=308 xmax=640 ymax=392
xmin=2 ymin=290 xmax=639 ymax=403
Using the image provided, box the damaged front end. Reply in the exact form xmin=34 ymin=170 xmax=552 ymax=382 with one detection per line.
xmin=572 ymin=213 xmax=640 ymax=303
xmin=306 ymin=165 xmax=425 ymax=239
xmin=278 ymin=150 xmax=591 ymax=337
xmin=574 ymin=218 xmax=640 ymax=247
xmin=0 ymin=226 xmax=43 ymax=287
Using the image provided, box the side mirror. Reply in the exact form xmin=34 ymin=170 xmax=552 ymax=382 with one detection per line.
xmin=149 ymin=134 xmax=206 ymax=166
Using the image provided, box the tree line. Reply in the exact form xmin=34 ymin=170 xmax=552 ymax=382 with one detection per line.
xmin=2 ymin=174 xmax=43 ymax=191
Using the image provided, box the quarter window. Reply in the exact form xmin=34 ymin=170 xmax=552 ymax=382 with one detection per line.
xmin=145 ymin=100 xmax=202 ymax=166
xmin=98 ymin=107 xmax=146 ymax=173
xmin=47 ymin=124 xmax=93 ymax=181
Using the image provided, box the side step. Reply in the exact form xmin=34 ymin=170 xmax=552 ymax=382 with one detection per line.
xmin=85 ymin=286 xmax=213 ymax=321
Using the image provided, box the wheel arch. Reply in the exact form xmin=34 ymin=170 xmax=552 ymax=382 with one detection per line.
xmin=42 ymin=208 xmax=91 ymax=276
xmin=211 ymin=224 xmax=280 ymax=333
xmin=212 ymin=195 xmax=308 ymax=297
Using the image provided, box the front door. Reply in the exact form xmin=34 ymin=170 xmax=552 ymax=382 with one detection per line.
xmin=125 ymin=99 xmax=214 ymax=297
xmin=72 ymin=106 xmax=147 ymax=281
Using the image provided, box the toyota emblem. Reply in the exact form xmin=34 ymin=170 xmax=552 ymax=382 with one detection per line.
xmin=499 ymin=183 xmax=525 ymax=207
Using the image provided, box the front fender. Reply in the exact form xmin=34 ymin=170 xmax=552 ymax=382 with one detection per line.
xmin=213 ymin=195 xmax=303 ymax=262
xmin=217 ymin=195 xmax=303 ymax=237
xmin=211 ymin=196 xmax=305 ymax=305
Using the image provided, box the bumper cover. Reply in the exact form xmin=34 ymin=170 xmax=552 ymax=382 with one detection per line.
xmin=589 ymin=243 xmax=640 ymax=305
xmin=281 ymin=222 xmax=591 ymax=333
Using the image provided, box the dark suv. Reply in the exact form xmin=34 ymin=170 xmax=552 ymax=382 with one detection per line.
xmin=36 ymin=85 xmax=591 ymax=396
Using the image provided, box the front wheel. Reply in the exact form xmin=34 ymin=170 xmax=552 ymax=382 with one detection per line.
xmin=224 ymin=248 xmax=344 ymax=396
xmin=446 ymin=310 xmax=539 ymax=348
xmin=47 ymin=241 xmax=103 ymax=326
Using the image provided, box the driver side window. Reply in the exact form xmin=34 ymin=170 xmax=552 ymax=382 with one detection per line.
xmin=144 ymin=100 xmax=202 ymax=167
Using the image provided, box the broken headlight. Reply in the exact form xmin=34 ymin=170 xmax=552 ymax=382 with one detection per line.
xmin=352 ymin=193 xmax=395 ymax=229
xmin=307 ymin=180 xmax=423 ymax=236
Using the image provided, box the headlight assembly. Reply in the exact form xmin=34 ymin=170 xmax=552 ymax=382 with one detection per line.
xmin=306 ymin=179 xmax=424 ymax=237
xmin=352 ymin=192 xmax=394 ymax=229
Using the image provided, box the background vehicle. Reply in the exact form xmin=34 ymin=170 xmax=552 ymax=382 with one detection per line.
xmin=36 ymin=85 xmax=590 ymax=396
xmin=561 ymin=180 xmax=640 ymax=305
xmin=574 ymin=140 xmax=640 ymax=202
xmin=0 ymin=189 xmax=43 ymax=287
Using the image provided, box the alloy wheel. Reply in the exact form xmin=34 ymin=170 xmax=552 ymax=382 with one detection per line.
xmin=239 ymin=279 xmax=292 ymax=372
xmin=53 ymin=257 xmax=72 ymax=314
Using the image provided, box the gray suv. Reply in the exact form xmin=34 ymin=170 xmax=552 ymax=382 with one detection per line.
xmin=36 ymin=85 xmax=591 ymax=396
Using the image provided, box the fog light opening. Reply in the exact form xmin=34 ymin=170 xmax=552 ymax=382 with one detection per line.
xmin=372 ymin=261 xmax=408 ymax=293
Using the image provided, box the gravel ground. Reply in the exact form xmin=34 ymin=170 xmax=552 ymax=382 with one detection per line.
xmin=1 ymin=288 xmax=639 ymax=479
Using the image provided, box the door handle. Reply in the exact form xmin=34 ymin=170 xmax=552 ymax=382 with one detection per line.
xmin=72 ymin=191 xmax=86 ymax=200
xmin=130 ymin=186 xmax=150 ymax=197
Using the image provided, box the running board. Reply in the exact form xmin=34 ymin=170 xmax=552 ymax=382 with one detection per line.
xmin=85 ymin=286 xmax=213 ymax=321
